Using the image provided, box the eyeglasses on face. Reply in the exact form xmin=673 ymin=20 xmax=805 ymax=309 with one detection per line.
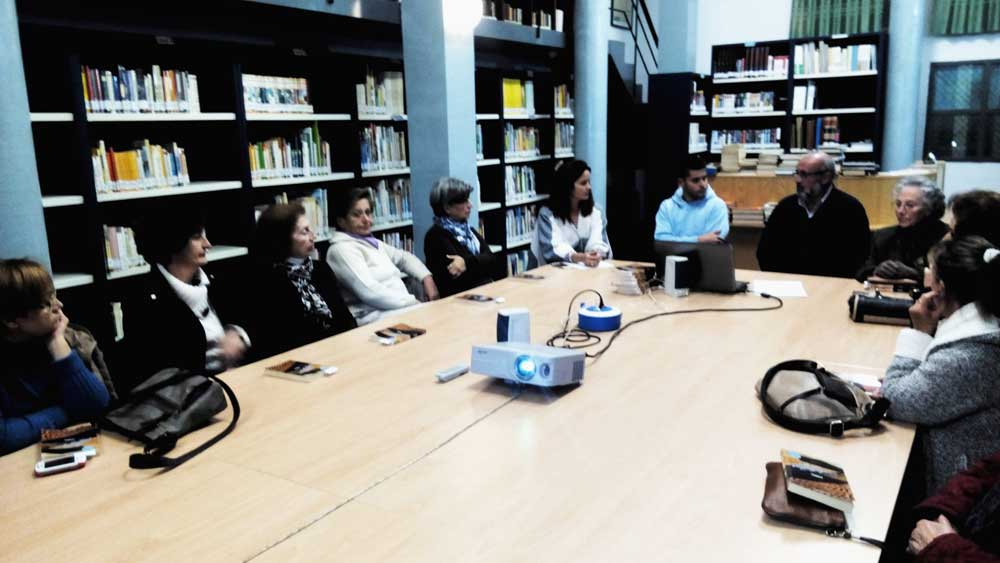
xmin=794 ymin=169 xmax=826 ymax=178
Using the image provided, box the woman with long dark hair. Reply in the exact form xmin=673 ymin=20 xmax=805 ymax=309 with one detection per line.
xmin=531 ymin=159 xmax=612 ymax=267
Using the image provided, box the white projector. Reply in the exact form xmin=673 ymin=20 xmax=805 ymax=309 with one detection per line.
xmin=470 ymin=342 xmax=585 ymax=387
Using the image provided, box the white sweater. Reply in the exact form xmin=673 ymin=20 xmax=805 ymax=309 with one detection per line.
xmin=325 ymin=231 xmax=431 ymax=324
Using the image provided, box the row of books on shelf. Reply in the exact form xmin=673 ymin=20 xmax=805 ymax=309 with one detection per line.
xmin=82 ymin=65 xmax=200 ymax=114
xmin=103 ymin=225 xmax=147 ymax=273
xmin=92 ymin=139 xmax=189 ymax=193
xmin=504 ymin=124 xmax=540 ymax=157
xmin=714 ymin=47 xmax=789 ymax=80
xmin=792 ymin=116 xmax=841 ymax=150
xmin=554 ymin=84 xmax=573 ymax=114
xmin=555 ymin=123 xmax=574 ymax=151
xmin=792 ymin=82 xmax=818 ymax=111
xmin=712 ymin=92 xmax=776 ymax=114
xmin=711 ymin=128 xmax=782 ymax=151
xmin=370 ymin=178 xmax=412 ymax=224
xmin=505 ymin=165 xmax=537 ymax=201
xmin=688 ymin=124 xmax=707 ymax=149
xmin=360 ymin=124 xmax=408 ymax=172
xmin=356 ymin=67 xmax=405 ymax=116
xmin=483 ymin=2 xmax=565 ymax=31
xmin=378 ymin=231 xmax=413 ymax=253
xmin=507 ymin=249 xmax=531 ymax=276
xmin=243 ymin=74 xmax=312 ymax=114
xmin=506 ymin=205 xmax=537 ymax=242
xmin=502 ymin=78 xmax=536 ymax=116
xmin=794 ymin=42 xmax=876 ymax=75
xmin=249 ymin=125 xmax=332 ymax=180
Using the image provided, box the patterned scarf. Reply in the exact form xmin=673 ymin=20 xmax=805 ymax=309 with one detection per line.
xmin=279 ymin=258 xmax=334 ymax=330
xmin=435 ymin=216 xmax=480 ymax=254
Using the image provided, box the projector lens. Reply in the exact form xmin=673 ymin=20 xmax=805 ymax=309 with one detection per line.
xmin=514 ymin=355 xmax=536 ymax=381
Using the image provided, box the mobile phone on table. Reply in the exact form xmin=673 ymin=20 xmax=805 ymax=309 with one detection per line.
xmin=34 ymin=452 xmax=87 ymax=477
xmin=460 ymin=294 xmax=493 ymax=302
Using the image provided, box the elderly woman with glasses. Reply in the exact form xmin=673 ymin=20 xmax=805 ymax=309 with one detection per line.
xmin=326 ymin=187 xmax=439 ymax=325
xmin=856 ymin=176 xmax=949 ymax=282
xmin=423 ymin=177 xmax=496 ymax=297
xmin=250 ymin=203 xmax=357 ymax=359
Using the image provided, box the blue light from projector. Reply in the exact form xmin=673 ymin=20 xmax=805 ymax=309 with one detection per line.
xmin=514 ymin=355 xmax=536 ymax=381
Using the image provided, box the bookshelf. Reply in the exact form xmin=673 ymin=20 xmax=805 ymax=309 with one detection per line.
xmin=704 ymin=32 xmax=887 ymax=160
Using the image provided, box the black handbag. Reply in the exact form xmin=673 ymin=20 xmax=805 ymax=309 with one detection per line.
xmin=756 ymin=360 xmax=889 ymax=437
xmin=101 ymin=368 xmax=240 ymax=470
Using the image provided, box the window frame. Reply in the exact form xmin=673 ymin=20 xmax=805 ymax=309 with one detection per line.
xmin=924 ymin=59 xmax=1000 ymax=162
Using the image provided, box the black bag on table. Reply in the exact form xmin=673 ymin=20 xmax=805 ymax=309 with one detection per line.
xmin=101 ymin=367 xmax=240 ymax=470
xmin=756 ymin=360 xmax=889 ymax=437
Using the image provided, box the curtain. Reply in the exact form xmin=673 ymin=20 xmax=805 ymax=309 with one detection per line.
xmin=931 ymin=0 xmax=1000 ymax=35
xmin=790 ymin=0 xmax=886 ymax=37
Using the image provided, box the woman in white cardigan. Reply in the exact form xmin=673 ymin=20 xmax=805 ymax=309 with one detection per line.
xmin=531 ymin=159 xmax=612 ymax=267
xmin=326 ymin=187 xmax=439 ymax=325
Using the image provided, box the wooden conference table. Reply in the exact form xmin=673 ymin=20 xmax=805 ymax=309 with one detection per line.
xmin=1 ymin=265 xmax=914 ymax=562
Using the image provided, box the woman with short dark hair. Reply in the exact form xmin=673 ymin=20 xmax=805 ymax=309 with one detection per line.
xmin=121 ymin=207 xmax=250 ymax=390
xmin=424 ymin=177 xmax=496 ymax=297
xmin=856 ymin=176 xmax=949 ymax=282
xmin=881 ymin=236 xmax=1000 ymax=494
xmin=531 ymin=159 xmax=612 ymax=267
xmin=250 ymin=203 xmax=356 ymax=359
xmin=1 ymin=259 xmax=111 ymax=454
xmin=325 ymin=187 xmax=439 ymax=325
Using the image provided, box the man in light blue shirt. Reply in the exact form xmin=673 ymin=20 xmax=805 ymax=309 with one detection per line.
xmin=653 ymin=156 xmax=730 ymax=243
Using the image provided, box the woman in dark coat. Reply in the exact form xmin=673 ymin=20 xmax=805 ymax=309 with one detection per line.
xmin=423 ymin=177 xmax=496 ymax=297
xmin=250 ymin=203 xmax=356 ymax=359
xmin=856 ymin=176 xmax=949 ymax=282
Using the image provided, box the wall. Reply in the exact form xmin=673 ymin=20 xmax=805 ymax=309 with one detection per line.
xmin=916 ymin=33 xmax=1000 ymax=196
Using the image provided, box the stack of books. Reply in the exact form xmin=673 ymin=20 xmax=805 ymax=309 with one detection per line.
xmin=756 ymin=151 xmax=781 ymax=175
xmin=776 ymin=153 xmax=802 ymax=175
xmin=243 ymin=74 xmax=312 ymax=114
xmin=732 ymin=208 xmax=765 ymax=226
xmin=506 ymin=205 xmax=537 ymax=244
xmin=720 ymin=144 xmax=747 ymax=172
xmin=359 ymin=124 xmax=408 ymax=171
xmin=356 ymin=67 xmax=405 ymax=117
xmin=505 ymin=165 xmax=537 ymax=202
xmin=82 ymin=65 xmax=200 ymax=114
xmin=92 ymin=139 xmax=190 ymax=194
xmin=842 ymin=161 xmax=880 ymax=176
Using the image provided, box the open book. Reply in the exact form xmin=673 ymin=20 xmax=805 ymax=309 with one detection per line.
xmin=780 ymin=449 xmax=855 ymax=513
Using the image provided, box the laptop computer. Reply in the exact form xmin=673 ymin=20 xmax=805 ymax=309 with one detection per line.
xmin=653 ymin=241 xmax=748 ymax=294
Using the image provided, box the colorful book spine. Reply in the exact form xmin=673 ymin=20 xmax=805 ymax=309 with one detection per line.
xmin=502 ymin=78 xmax=535 ymax=116
xmin=505 ymin=165 xmax=537 ymax=202
xmin=507 ymin=249 xmax=531 ymax=276
xmin=249 ymin=125 xmax=333 ymax=180
xmin=504 ymin=124 xmax=540 ymax=158
xmin=378 ymin=231 xmax=414 ymax=253
xmin=91 ymin=139 xmax=190 ymax=193
xmin=103 ymin=225 xmax=147 ymax=272
xmin=243 ymin=74 xmax=312 ymax=114
xmin=554 ymin=84 xmax=573 ymax=114
xmin=359 ymin=124 xmax=408 ymax=171
xmin=505 ymin=205 xmax=537 ymax=245
xmin=355 ymin=67 xmax=405 ymax=116
xmin=712 ymin=92 xmax=776 ymax=114
xmin=371 ymin=178 xmax=412 ymax=225
xmin=555 ymin=123 xmax=574 ymax=152
xmin=710 ymin=128 xmax=782 ymax=150
xmin=81 ymin=65 xmax=200 ymax=114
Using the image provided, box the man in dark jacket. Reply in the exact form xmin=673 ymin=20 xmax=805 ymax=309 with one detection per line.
xmin=756 ymin=152 xmax=871 ymax=278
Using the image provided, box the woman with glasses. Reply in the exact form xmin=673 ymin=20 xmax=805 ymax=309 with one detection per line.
xmin=855 ymin=176 xmax=948 ymax=283
xmin=250 ymin=203 xmax=357 ymax=359
xmin=326 ymin=187 xmax=439 ymax=325
xmin=424 ymin=177 xmax=496 ymax=297
xmin=1 ymin=259 xmax=112 ymax=454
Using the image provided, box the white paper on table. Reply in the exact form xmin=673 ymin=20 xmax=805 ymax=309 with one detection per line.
xmin=563 ymin=261 xmax=615 ymax=270
xmin=748 ymin=280 xmax=808 ymax=298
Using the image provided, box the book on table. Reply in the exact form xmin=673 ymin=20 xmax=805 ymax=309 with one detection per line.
xmin=780 ymin=449 xmax=855 ymax=514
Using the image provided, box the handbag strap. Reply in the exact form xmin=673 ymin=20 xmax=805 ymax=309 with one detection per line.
xmin=759 ymin=359 xmax=889 ymax=437
xmin=128 ymin=373 xmax=241 ymax=470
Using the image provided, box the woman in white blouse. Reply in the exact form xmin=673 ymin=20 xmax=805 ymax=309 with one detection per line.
xmin=531 ymin=159 xmax=612 ymax=267
xmin=326 ymin=187 xmax=439 ymax=325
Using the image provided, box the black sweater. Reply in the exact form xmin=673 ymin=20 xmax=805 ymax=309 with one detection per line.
xmin=248 ymin=260 xmax=357 ymax=360
xmin=423 ymin=225 xmax=496 ymax=298
xmin=855 ymin=219 xmax=950 ymax=282
xmin=756 ymin=187 xmax=871 ymax=278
